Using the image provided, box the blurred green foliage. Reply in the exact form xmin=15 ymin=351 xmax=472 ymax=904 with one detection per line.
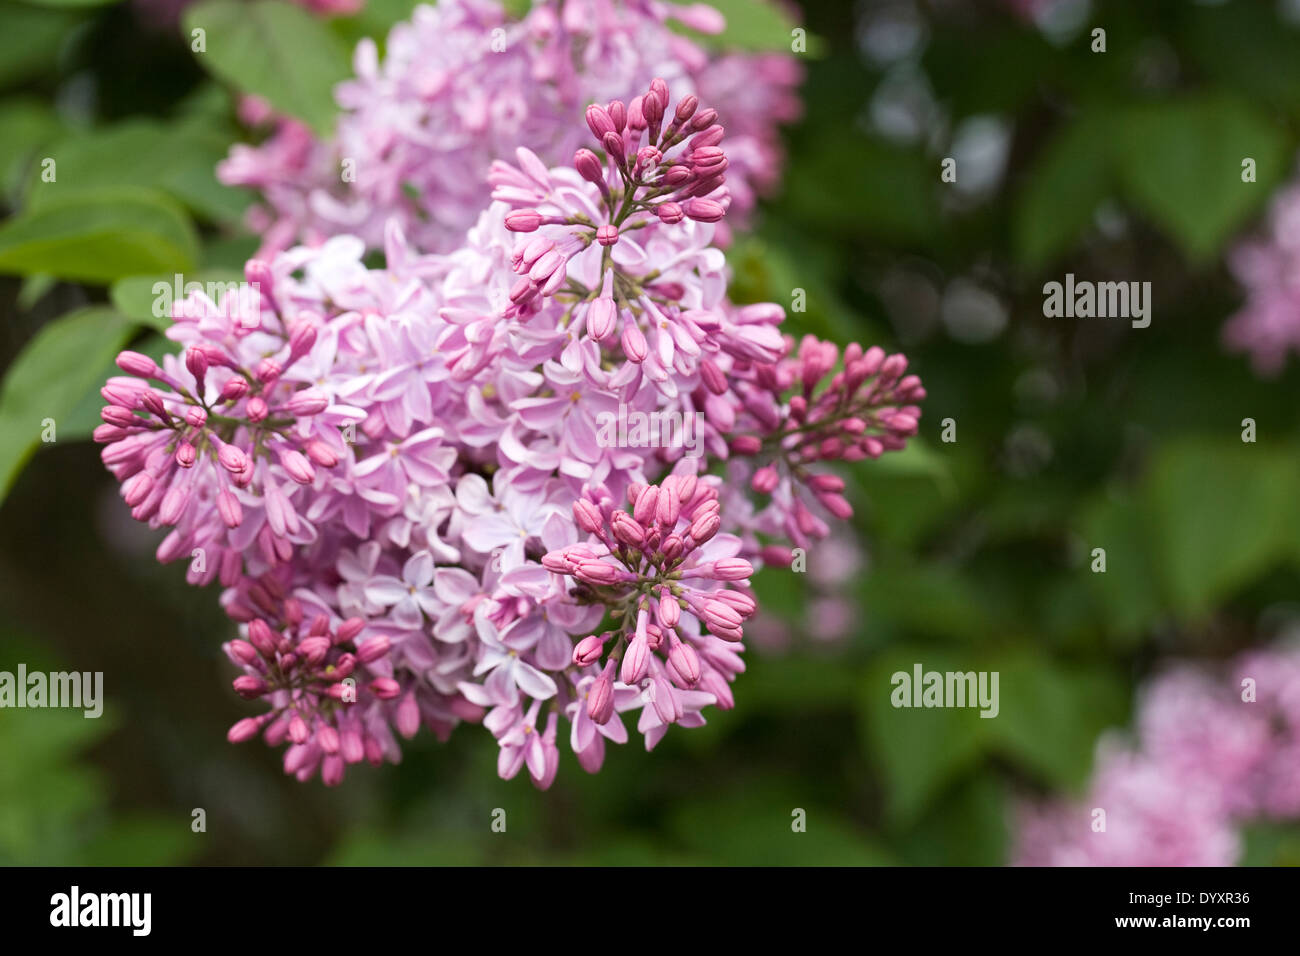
xmin=2 ymin=0 xmax=1300 ymax=865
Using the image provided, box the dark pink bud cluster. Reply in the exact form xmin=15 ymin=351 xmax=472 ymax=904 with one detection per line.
xmin=544 ymin=475 xmax=752 ymax=729
xmin=722 ymin=335 xmax=924 ymax=546
xmin=224 ymin=595 xmax=399 ymax=786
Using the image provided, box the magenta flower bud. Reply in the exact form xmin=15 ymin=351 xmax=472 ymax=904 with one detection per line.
xmin=284 ymin=390 xmax=328 ymax=416
xmin=808 ymin=473 xmax=846 ymax=494
xmin=627 ymin=95 xmax=647 ymax=131
xmin=576 ymin=559 xmax=621 ymax=586
xmin=318 ymin=725 xmax=341 ymax=755
xmin=121 ymin=472 xmax=154 ymax=507
xmin=300 ymin=441 xmax=336 ymax=470
xmin=587 ymin=296 xmax=617 ymax=342
xmin=675 ymin=93 xmax=699 ymax=124
xmin=658 ymin=593 xmax=681 ymax=628
xmin=233 ymin=675 xmax=268 ymax=699
xmin=607 ymin=99 xmax=627 ymax=132
xmin=656 ymin=201 xmax=684 ymax=224
xmin=689 ymin=509 xmax=720 ymax=544
xmin=158 ymin=485 xmax=191 ymax=525
xmin=279 ymin=449 xmax=316 ymax=484
xmin=656 ymin=485 xmax=680 ymax=526
xmin=730 ymin=434 xmax=762 ymax=455
xmin=700 ymin=670 xmax=735 ymax=710
xmin=691 ymin=145 xmax=726 ymax=168
xmin=760 ymin=545 xmax=794 ymax=568
xmin=288 ymin=316 xmax=318 ymax=360
xmin=92 ymin=424 xmax=128 ymax=442
xmin=703 ymin=599 xmax=743 ymax=632
xmin=611 ymin=510 xmax=646 ymax=547
xmin=691 ymin=108 xmax=719 ymax=131
xmin=816 ymin=491 xmax=855 ymax=519
xmin=369 ymin=677 xmax=401 ymax=700
xmin=668 ymin=636 xmax=701 ymax=686
xmin=218 ymin=378 xmax=249 ymax=403
xmin=573 ymin=499 xmax=604 ymax=535
xmin=633 ymin=484 xmax=660 ymax=525
xmin=710 ymin=558 xmax=753 ymax=581
xmin=586 ymin=103 xmax=616 ymax=140
xmin=288 ymin=715 xmax=309 ymax=744
xmin=573 ymin=633 xmax=607 ymax=667
xmin=217 ymin=444 xmax=248 ymax=475
xmin=229 ymin=639 xmax=258 ymax=665
xmin=101 ymin=405 xmax=136 ymax=427
xmin=601 ymin=130 xmax=625 ymax=164
xmin=587 ymin=662 xmax=616 ymax=725
xmin=184 ymin=406 xmax=207 ymax=429
xmin=596 ymin=224 xmax=619 ymax=246
xmin=255 ymin=358 xmax=282 ymax=385
xmin=245 ymin=396 xmax=269 ymax=423
xmin=505 ymin=208 xmax=544 ymax=232
xmin=336 ymin=617 xmax=366 ymax=642
xmin=298 ymin=636 xmax=331 ymax=666
xmin=574 ymin=147 xmax=604 ymax=184
xmin=651 ymin=676 xmax=676 ymax=723
xmin=684 ymin=198 xmax=725 ymax=222
xmin=248 ymin=619 xmax=277 ymax=657
xmin=620 ymin=635 xmax=651 ymax=684
xmin=621 ymin=323 xmax=648 ymax=363
xmin=139 ymin=390 xmax=168 ymax=419
xmin=116 ymin=350 xmax=160 ymax=379
xmin=216 ymin=488 xmax=242 ymax=529
xmin=185 ymin=347 xmax=209 ymax=382
xmin=356 ymin=636 xmax=390 ymax=663
xmin=662 ymin=165 xmax=692 ymax=187
xmin=227 ymin=717 xmax=264 ymax=743
xmin=751 ymin=464 xmax=779 ymax=494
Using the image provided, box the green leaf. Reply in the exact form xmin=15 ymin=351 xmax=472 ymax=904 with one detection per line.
xmin=184 ymin=0 xmax=351 ymax=137
xmin=671 ymin=0 xmax=821 ymax=55
xmin=26 ymin=120 xmax=252 ymax=224
xmin=1142 ymin=439 xmax=1298 ymax=619
xmin=0 ymin=96 xmax=61 ymax=200
xmin=1116 ymin=97 xmax=1289 ymax=262
xmin=0 ymin=186 xmax=198 ymax=283
xmin=859 ymin=647 xmax=994 ymax=826
xmin=11 ymin=0 xmax=121 ymax=6
xmin=0 ymin=307 xmax=134 ymax=503
xmin=1014 ymin=110 xmax=1116 ymax=269
xmin=0 ymin=5 xmax=80 ymax=89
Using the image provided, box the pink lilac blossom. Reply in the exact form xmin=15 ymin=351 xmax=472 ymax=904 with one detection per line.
xmin=1223 ymin=181 xmax=1300 ymax=375
xmin=218 ymin=0 xmax=802 ymax=258
xmin=99 ymin=82 xmax=920 ymax=788
xmin=1013 ymin=644 xmax=1300 ymax=866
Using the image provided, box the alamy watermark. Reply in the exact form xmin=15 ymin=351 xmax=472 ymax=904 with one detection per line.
xmin=0 ymin=665 xmax=103 ymax=718
xmin=595 ymin=404 xmax=705 ymax=458
xmin=152 ymin=274 xmax=262 ymax=325
xmin=890 ymin=663 xmax=999 ymax=718
xmin=1042 ymin=273 xmax=1151 ymax=329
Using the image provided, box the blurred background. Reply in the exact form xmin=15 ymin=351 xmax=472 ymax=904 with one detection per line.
xmin=4 ymin=0 xmax=1300 ymax=865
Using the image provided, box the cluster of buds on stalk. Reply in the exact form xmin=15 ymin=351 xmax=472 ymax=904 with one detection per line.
xmin=725 ymin=335 xmax=926 ymax=549
xmin=544 ymin=474 xmax=753 ymax=729
xmin=224 ymin=596 xmax=398 ymax=785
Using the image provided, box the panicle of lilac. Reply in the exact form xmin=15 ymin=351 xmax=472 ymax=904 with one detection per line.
xmin=217 ymin=0 xmax=803 ymax=259
xmin=1012 ymin=642 xmax=1300 ymax=866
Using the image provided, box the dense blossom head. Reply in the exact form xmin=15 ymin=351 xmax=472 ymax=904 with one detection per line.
xmin=218 ymin=0 xmax=803 ymax=257
xmin=1223 ymin=181 xmax=1300 ymax=375
xmin=101 ymin=70 xmax=920 ymax=787
xmin=1013 ymin=643 xmax=1300 ymax=865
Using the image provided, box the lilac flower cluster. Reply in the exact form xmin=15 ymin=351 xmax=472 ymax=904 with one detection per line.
xmin=219 ymin=0 xmax=802 ymax=258
xmin=1014 ymin=644 xmax=1300 ymax=866
xmin=1223 ymin=181 xmax=1300 ymax=375
xmin=101 ymin=66 xmax=918 ymax=787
